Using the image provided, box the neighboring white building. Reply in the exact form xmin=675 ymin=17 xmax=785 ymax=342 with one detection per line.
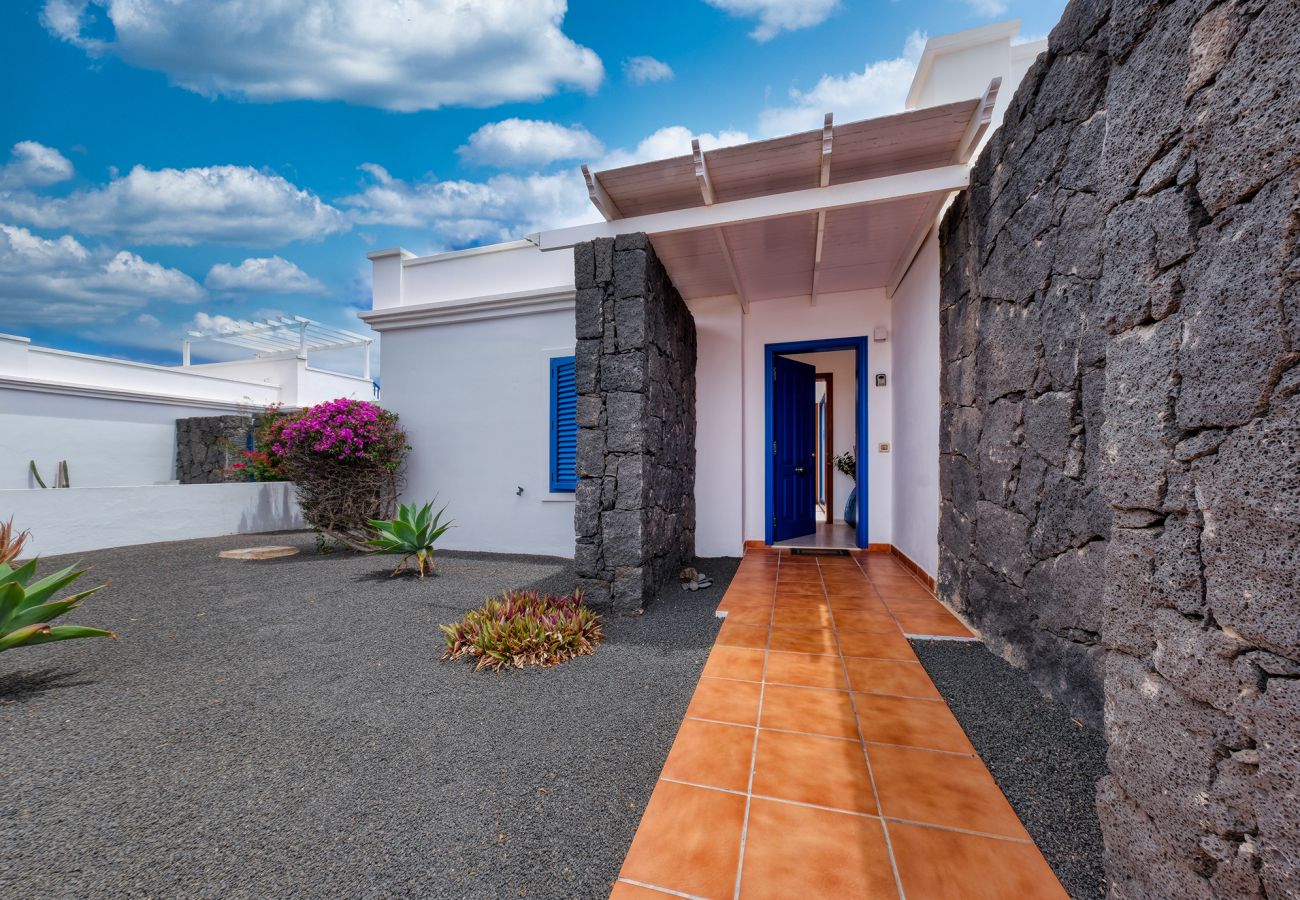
xmin=1 ymin=317 xmax=376 ymax=555
xmin=361 ymin=23 xmax=1047 ymax=574
xmin=0 ymin=318 xmax=375 ymax=491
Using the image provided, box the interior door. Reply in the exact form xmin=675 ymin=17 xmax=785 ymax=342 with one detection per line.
xmin=773 ymin=356 xmax=817 ymax=542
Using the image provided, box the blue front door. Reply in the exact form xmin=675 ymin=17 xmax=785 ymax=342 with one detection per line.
xmin=773 ymin=355 xmax=817 ymax=542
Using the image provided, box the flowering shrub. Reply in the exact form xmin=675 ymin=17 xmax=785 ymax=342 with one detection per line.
xmin=441 ymin=590 xmax=602 ymax=672
xmin=269 ymin=398 xmax=405 ymax=463
xmin=267 ymin=399 xmax=409 ymax=549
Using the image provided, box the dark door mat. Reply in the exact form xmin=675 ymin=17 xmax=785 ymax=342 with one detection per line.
xmin=911 ymin=639 xmax=1107 ymax=899
xmin=789 ymin=547 xmax=851 ymax=556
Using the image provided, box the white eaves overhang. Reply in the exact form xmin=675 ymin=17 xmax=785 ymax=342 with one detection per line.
xmin=529 ymin=80 xmax=1000 ymax=309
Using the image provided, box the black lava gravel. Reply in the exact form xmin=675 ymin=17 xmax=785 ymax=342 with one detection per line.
xmin=911 ymin=640 xmax=1108 ymax=900
xmin=0 ymin=532 xmax=738 ymax=899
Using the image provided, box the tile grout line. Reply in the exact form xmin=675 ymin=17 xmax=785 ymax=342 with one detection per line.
xmin=617 ymin=876 xmax=710 ymax=899
xmin=730 ymin=549 xmax=779 ymax=900
xmin=655 ymin=776 xmax=1038 ymax=844
xmin=680 ymin=713 xmax=980 ymax=757
xmin=836 ymin=555 xmax=909 ymax=900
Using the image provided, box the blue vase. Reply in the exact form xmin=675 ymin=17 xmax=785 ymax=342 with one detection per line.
xmin=843 ymin=486 xmax=858 ymax=528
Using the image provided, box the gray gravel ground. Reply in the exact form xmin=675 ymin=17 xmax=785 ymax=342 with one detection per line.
xmin=0 ymin=532 xmax=738 ymax=899
xmin=911 ymin=640 xmax=1107 ymax=900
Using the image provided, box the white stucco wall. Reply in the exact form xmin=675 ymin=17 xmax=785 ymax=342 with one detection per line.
xmin=186 ymin=358 xmax=373 ymax=406
xmin=890 ymin=233 xmax=942 ymax=576
xmin=0 ymin=388 xmax=263 ymax=490
xmin=786 ymin=349 xmax=857 ymax=522
xmin=375 ymin=307 xmax=577 ymax=558
xmin=373 ymin=242 xmax=576 ymax=309
xmin=692 ymin=296 xmax=746 ymax=559
xmin=3 ymin=482 xmax=303 ymax=557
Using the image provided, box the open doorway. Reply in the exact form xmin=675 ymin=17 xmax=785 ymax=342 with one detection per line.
xmin=764 ymin=337 xmax=868 ymax=549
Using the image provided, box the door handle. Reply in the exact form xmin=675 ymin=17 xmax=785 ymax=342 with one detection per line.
xmin=794 ymin=466 xmax=807 ymax=474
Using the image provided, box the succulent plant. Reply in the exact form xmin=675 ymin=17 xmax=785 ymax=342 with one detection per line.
xmin=366 ymin=500 xmax=452 ymax=577
xmin=441 ymin=590 xmax=602 ymax=671
xmin=0 ymin=555 xmax=116 ymax=654
xmin=0 ymin=518 xmax=28 ymax=567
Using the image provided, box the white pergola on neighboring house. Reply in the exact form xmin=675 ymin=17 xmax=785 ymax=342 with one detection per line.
xmin=182 ymin=314 xmax=374 ymax=382
xmin=530 ymin=78 xmax=999 ymax=310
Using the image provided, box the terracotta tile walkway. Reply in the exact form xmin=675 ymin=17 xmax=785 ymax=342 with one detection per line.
xmin=611 ymin=549 xmax=1068 ymax=900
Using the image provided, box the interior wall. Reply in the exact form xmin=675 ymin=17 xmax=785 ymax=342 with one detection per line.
xmin=377 ymin=307 xmax=577 ymax=558
xmin=890 ymin=233 xmax=942 ymax=576
xmin=785 ymin=349 xmax=857 ymax=522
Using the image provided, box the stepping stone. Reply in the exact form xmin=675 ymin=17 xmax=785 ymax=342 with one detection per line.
xmin=219 ymin=546 xmax=299 ymax=561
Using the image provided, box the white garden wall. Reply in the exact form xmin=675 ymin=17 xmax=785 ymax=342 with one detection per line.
xmin=2 ymin=482 xmax=303 ymax=557
xmin=890 ymin=233 xmax=942 ymax=577
xmin=0 ymin=388 xmax=256 ymax=490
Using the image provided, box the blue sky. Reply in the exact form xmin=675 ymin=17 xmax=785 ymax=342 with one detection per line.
xmin=0 ymin=0 xmax=1065 ymax=370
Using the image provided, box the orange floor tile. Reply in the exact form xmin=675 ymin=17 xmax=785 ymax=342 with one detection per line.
xmin=612 ymin=549 xmax=1067 ymax=900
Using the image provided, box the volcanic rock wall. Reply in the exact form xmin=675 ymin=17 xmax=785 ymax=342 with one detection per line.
xmin=175 ymin=415 xmax=254 ymax=483
xmin=938 ymin=1 xmax=1299 ymax=896
xmin=572 ymin=234 xmax=697 ymax=613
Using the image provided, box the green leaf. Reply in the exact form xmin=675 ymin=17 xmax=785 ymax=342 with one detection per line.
xmin=20 ymin=625 xmax=116 ymax=646
xmin=0 ymin=582 xmax=24 ymax=628
xmin=4 ymin=585 xmax=101 ymax=631
xmin=17 ymin=564 xmax=85 ymax=608
xmin=0 ymin=623 xmax=51 ymax=652
xmin=0 ymin=558 xmax=37 ymax=587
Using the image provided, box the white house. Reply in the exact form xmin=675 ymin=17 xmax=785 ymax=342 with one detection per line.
xmin=360 ymin=22 xmax=1047 ymax=583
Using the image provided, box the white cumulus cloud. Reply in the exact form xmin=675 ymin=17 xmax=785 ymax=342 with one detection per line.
xmin=596 ymin=126 xmax=752 ymax=169
xmin=0 ymin=223 xmax=204 ymax=326
xmin=41 ymin=0 xmax=603 ymax=112
xmin=759 ymin=31 xmax=926 ymax=135
xmin=0 ymin=163 xmax=349 ymax=246
xmin=342 ymin=164 xmax=594 ymax=245
xmin=0 ymin=141 xmax=75 ymax=189
xmin=623 ymin=56 xmax=674 ymax=85
xmin=343 ymin=124 xmax=752 ymax=245
xmin=705 ymin=0 xmax=840 ymax=41
xmin=458 ymin=119 xmax=604 ymax=168
xmin=966 ymin=0 xmax=1010 ymax=16
xmin=205 ymin=256 xmax=326 ymax=294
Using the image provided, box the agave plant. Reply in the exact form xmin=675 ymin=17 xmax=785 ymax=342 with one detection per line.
xmin=366 ymin=500 xmax=452 ymax=577
xmin=0 ymin=554 xmax=116 ymax=653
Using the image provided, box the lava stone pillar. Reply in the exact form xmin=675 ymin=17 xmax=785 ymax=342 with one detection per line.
xmin=572 ymin=233 xmax=697 ymax=614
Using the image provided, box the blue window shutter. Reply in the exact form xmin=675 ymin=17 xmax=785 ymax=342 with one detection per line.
xmin=550 ymin=356 xmax=577 ymax=492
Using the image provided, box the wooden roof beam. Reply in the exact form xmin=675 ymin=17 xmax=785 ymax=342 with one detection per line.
xmin=886 ymin=79 xmax=1000 ymax=298
xmin=532 ymin=164 xmax=970 ymax=250
xmin=954 ymin=77 xmax=1001 ymax=164
xmin=691 ymin=139 xmax=715 ymax=206
xmin=812 ymin=113 xmax=833 ymax=306
xmin=692 ymin=138 xmax=748 ymax=312
xmin=581 ymin=164 xmax=622 ymax=220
